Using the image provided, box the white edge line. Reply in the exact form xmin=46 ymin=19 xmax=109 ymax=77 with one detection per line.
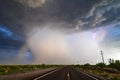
xmin=79 ymin=70 xmax=99 ymax=80
xmin=34 ymin=69 xmax=58 ymax=80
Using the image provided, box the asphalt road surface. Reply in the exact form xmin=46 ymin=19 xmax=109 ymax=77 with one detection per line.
xmin=33 ymin=66 xmax=102 ymax=80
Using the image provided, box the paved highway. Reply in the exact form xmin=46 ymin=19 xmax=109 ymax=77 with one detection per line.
xmin=33 ymin=66 xmax=103 ymax=80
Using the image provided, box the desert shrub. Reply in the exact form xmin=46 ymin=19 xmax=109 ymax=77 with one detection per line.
xmin=108 ymin=59 xmax=120 ymax=70
xmin=95 ymin=62 xmax=106 ymax=68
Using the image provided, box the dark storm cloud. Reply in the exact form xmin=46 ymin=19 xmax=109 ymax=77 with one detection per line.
xmin=0 ymin=0 xmax=25 ymax=34
xmin=0 ymin=0 xmax=119 ymax=48
xmin=0 ymin=0 xmax=120 ymax=45
xmin=0 ymin=0 xmax=100 ymax=50
xmin=0 ymin=25 xmax=24 ymax=48
xmin=74 ymin=0 xmax=120 ymax=30
xmin=0 ymin=0 xmax=100 ymax=32
xmin=0 ymin=0 xmax=120 ymax=31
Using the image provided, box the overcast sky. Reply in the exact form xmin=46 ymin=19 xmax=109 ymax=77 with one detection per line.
xmin=0 ymin=0 xmax=120 ymax=64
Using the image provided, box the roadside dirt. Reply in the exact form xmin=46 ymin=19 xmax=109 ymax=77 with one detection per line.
xmin=0 ymin=68 xmax=56 ymax=80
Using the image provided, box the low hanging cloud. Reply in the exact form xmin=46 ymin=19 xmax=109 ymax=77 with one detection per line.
xmin=26 ymin=26 xmax=71 ymax=64
xmin=18 ymin=24 xmax=102 ymax=64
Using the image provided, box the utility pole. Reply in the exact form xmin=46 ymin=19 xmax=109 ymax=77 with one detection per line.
xmin=100 ymin=50 xmax=105 ymax=63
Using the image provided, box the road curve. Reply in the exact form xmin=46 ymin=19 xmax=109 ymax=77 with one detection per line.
xmin=33 ymin=66 xmax=103 ymax=80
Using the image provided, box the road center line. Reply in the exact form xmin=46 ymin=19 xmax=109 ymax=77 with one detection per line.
xmin=67 ymin=70 xmax=71 ymax=80
xmin=34 ymin=69 xmax=59 ymax=80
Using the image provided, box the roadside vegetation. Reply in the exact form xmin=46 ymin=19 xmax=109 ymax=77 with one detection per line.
xmin=0 ymin=59 xmax=120 ymax=79
xmin=75 ymin=59 xmax=120 ymax=80
xmin=0 ymin=64 xmax=60 ymax=75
